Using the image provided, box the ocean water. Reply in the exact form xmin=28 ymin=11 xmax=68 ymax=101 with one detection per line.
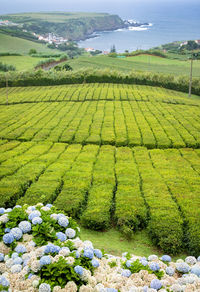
xmin=78 ymin=1 xmax=200 ymax=52
xmin=1 ymin=0 xmax=200 ymax=52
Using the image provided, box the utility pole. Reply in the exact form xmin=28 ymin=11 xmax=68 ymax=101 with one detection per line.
xmin=188 ymin=52 xmax=198 ymax=98
xmin=5 ymin=73 xmax=9 ymax=105
xmin=188 ymin=57 xmax=193 ymax=98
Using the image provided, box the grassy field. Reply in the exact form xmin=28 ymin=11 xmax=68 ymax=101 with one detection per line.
xmin=0 ymin=55 xmax=51 ymax=71
xmin=67 ymin=54 xmax=200 ymax=77
xmin=0 ymin=33 xmax=58 ymax=54
xmin=2 ymin=12 xmax=109 ymax=23
xmin=0 ymin=83 xmax=199 ymax=255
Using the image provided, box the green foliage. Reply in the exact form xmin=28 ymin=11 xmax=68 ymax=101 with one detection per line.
xmin=122 ymin=259 xmax=164 ymax=280
xmin=0 ymin=69 xmax=199 ymax=96
xmin=38 ymin=257 xmax=86 ymax=289
xmin=108 ymin=261 xmax=117 ymax=268
xmin=6 ymin=207 xmax=28 ymax=229
xmin=0 ymin=62 xmax=16 ymax=72
xmin=29 ymin=49 xmax=37 ymax=55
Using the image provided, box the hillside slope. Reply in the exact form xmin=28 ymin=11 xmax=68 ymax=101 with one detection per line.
xmin=1 ymin=12 xmax=124 ymax=40
xmin=0 ymin=32 xmax=58 ymax=54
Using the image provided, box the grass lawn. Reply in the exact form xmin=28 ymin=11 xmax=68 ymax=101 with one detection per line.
xmin=67 ymin=54 xmax=200 ymax=77
xmin=0 ymin=33 xmax=59 ymax=54
xmin=80 ymin=227 xmax=187 ymax=260
xmin=0 ymin=55 xmax=50 ymax=71
xmin=2 ymin=12 xmax=109 ymax=23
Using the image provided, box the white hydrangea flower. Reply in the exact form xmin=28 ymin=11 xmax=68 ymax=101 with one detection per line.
xmin=64 ymin=281 xmax=77 ymax=292
xmin=50 ymin=214 xmax=58 ymax=220
xmin=32 ymin=279 xmax=39 ymax=288
xmin=66 ymin=256 xmax=75 ymax=266
xmin=11 ymin=264 xmax=22 ymax=273
xmin=30 ymin=260 xmax=40 ymax=273
xmin=83 ymin=240 xmax=93 ymax=249
xmin=41 ymin=207 xmax=50 ymax=212
xmin=0 ymin=214 xmax=9 ymax=223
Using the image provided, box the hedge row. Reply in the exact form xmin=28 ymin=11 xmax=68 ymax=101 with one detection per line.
xmin=80 ymin=145 xmax=116 ymax=230
xmin=54 ymin=144 xmax=99 ymax=217
xmin=0 ymin=142 xmax=53 ymax=207
xmin=0 ymin=69 xmax=200 ymax=96
xmin=1 ymin=98 xmax=199 ymax=148
xmin=18 ymin=144 xmax=81 ymax=207
xmin=150 ymin=149 xmax=200 ymax=256
xmin=133 ymin=147 xmax=184 ymax=254
xmin=0 ymin=83 xmax=198 ymax=106
xmin=114 ymin=147 xmax=147 ymax=236
xmin=0 ymin=141 xmax=200 ymax=254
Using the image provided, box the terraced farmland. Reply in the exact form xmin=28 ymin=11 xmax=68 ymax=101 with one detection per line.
xmin=0 ymin=83 xmax=199 ymax=255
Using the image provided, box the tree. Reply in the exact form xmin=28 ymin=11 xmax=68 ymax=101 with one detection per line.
xmin=29 ymin=49 xmax=37 ymax=55
xmin=110 ymin=45 xmax=116 ymax=53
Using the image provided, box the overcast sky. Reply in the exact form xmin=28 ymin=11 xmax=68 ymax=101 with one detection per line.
xmin=0 ymin=0 xmax=199 ymax=14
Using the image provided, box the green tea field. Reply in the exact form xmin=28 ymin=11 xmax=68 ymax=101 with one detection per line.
xmin=0 ymin=83 xmax=199 ymax=255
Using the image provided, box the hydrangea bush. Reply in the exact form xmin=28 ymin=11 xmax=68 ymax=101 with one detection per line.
xmin=0 ymin=203 xmax=200 ymax=292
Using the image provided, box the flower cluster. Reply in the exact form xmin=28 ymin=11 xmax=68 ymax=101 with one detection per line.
xmin=0 ymin=203 xmax=200 ymax=292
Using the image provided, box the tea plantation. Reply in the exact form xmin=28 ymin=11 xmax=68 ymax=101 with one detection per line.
xmin=0 ymin=83 xmax=199 ymax=255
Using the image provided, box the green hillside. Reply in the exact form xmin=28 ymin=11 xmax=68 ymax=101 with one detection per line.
xmin=0 ymin=83 xmax=200 ymax=255
xmin=0 ymin=32 xmax=57 ymax=54
xmin=1 ymin=12 xmax=124 ymax=40
xmin=67 ymin=54 xmax=200 ymax=77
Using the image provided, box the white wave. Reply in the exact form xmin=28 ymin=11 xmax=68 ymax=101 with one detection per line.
xmin=128 ymin=26 xmax=148 ymax=31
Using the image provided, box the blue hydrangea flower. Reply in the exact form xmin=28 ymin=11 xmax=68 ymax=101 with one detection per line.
xmin=3 ymin=233 xmax=14 ymax=244
xmin=56 ymin=232 xmax=66 ymax=242
xmin=45 ymin=243 xmax=60 ymax=254
xmin=28 ymin=273 xmax=33 ymax=279
xmin=28 ymin=210 xmax=41 ymax=221
xmin=166 ymin=266 xmax=175 ymax=276
xmin=197 ymin=256 xmax=200 ymax=262
xmin=83 ymin=248 xmax=94 ymax=259
xmin=40 ymin=256 xmax=51 ymax=266
xmin=54 ymin=245 xmax=61 ymax=253
xmin=15 ymin=244 xmax=27 ymax=254
xmin=14 ymin=205 xmax=21 ymax=209
xmin=140 ymin=259 xmax=148 ymax=266
xmin=0 ymin=275 xmax=10 ymax=287
xmin=39 ymin=283 xmax=51 ymax=292
xmin=65 ymin=228 xmax=76 ymax=238
xmin=76 ymin=251 xmax=80 ymax=258
xmin=176 ymin=262 xmax=190 ymax=273
xmin=94 ymin=249 xmax=102 ymax=259
xmin=27 ymin=206 xmax=36 ymax=212
xmin=58 ymin=217 xmax=69 ymax=227
xmin=57 ymin=213 xmax=66 ymax=219
xmin=106 ymin=289 xmax=118 ymax=292
xmin=0 ymin=253 xmax=4 ymax=262
xmin=191 ymin=265 xmax=200 ymax=277
xmin=0 ymin=208 xmax=5 ymax=214
xmin=13 ymin=257 xmax=23 ymax=265
xmin=121 ymin=269 xmax=131 ymax=277
xmin=32 ymin=217 xmax=43 ymax=225
xmin=10 ymin=227 xmax=23 ymax=240
xmin=143 ymin=286 xmax=148 ymax=292
xmin=161 ymin=255 xmax=171 ymax=262
xmin=149 ymin=262 xmax=160 ymax=271
xmin=91 ymin=258 xmax=99 ymax=267
xmin=11 ymin=252 xmax=19 ymax=259
xmin=46 ymin=204 xmax=53 ymax=208
xmin=74 ymin=265 xmax=83 ymax=276
xmin=4 ymin=228 xmax=10 ymax=233
xmin=6 ymin=208 xmax=12 ymax=213
xmin=18 ymin=221 xmax=31 ymax=233
xmin=126 ymin=260 xmax=132 ymax=268
xmin=150 ymin=279 xmax=162 ymax=290
xmin=11 ymin=264 xmax=22 ymax=273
